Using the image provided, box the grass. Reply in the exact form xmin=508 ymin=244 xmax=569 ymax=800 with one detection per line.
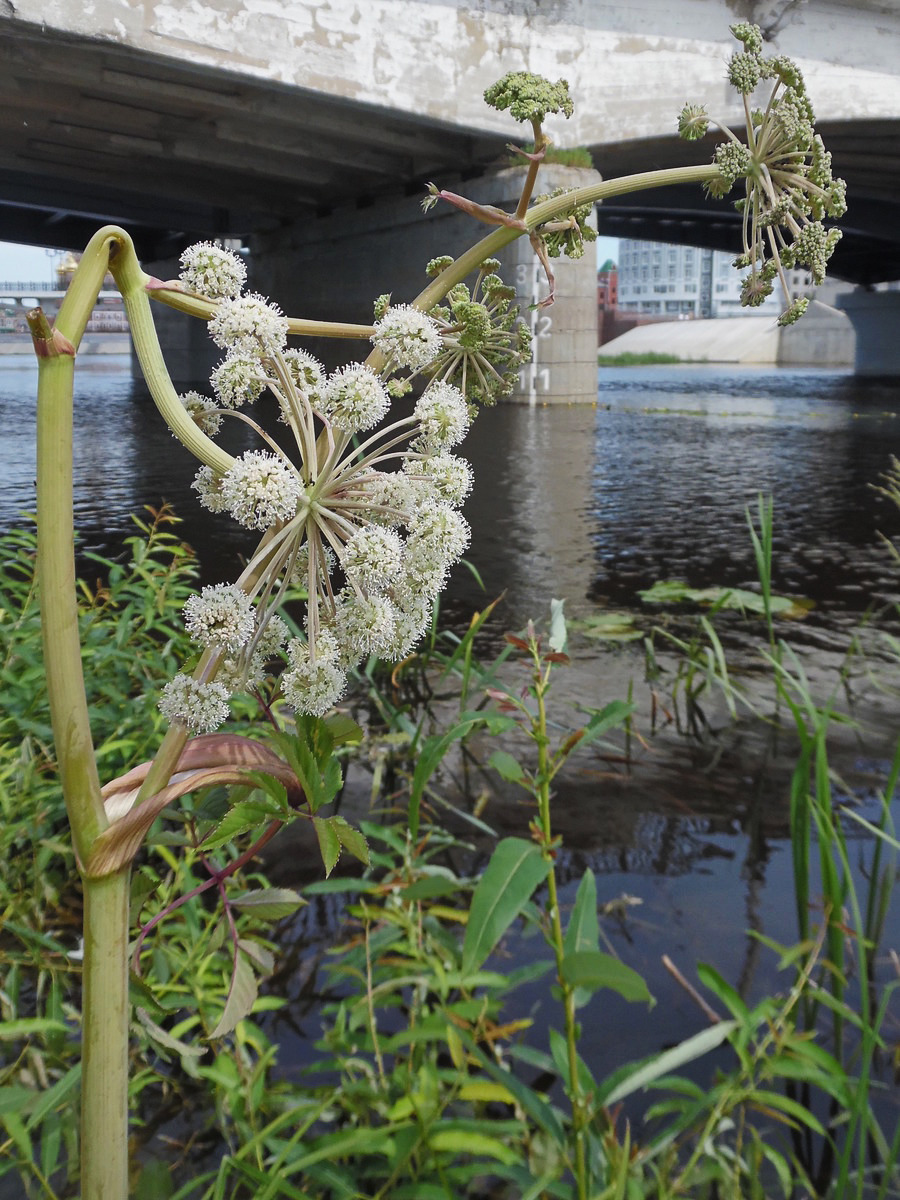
xmin=598 ymin=350 xmax=697 ymax=366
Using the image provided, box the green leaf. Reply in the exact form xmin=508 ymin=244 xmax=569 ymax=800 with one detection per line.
xmin=134 ymin=1160 xmax=175 ymax=1200
xmin=135 ymin=1008 xmax=207 ymax=1065
xmin=578 ymin=612 xmax=643 ymax=642
xmin=203 ymin=798 xmax=279 ymax=851
xmin=598 ymin=1020 xmax=740 ymax=1106
xmin=273 ymin=721 xmax=343 ymax=814
xmin=331 ymin=816 xmax=369 ymax=866
xmin=559 ymin=950 xmax=653 ymax=1005
xmin=549 ymin=1027 xmax=597 ymax=1099
xmin=563 ymin=869 xmax=599 ymax=1008
xmin=230 ymin=887 xmax=306 ymax=919
xmin=22 ymin=1064 xmax=81 ymax=1133
xmin=457 ymin=1033 xmax=565 ymax=1147
xmin=696 ymin=963 xmax=751 ymax=1024
xmin=313 ymin=816 xmax=342 ymax=877
xmin=638 ymin=580 xmax=809 ymax=618
xmin=488 ymin=749 xmax=525 ymax=783
xmin=209 ymin=949 xmax=258 ymax=1039
xmin=462 ymin=838 xmax=550 ymax=975
xmin=576 ymin=699 xmax=634 ymax=749
xmin=401 ymin=874 xmax=463 ymax=901
xmin=549 ymin=598 xmax=567 ymax=652
xmin=427 ymin=1128 xmax=519 ymax=1165
xmin=324 ymin=712 xmax=364 ymax=746
xmin=0 ymin=1019 xmax=67 ymax=1042
xmin=409 ymin=712 xmax=517 ymax=840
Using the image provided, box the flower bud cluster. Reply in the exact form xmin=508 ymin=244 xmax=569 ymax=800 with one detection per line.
xmin=483 ymin=71 xmax=574 ymax=124
xmin=679 ymin=23 xmax=846 ymax=326
xmin=423 ymin=263 xmax=532 ymax=405
xmin=532 ymin=187 xmax=598 ymax=261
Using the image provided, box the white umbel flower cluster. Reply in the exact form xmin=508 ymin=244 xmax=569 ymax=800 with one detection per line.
xmin=208 ymin=293 xmax=289 ymax=358
xmin=210 ymin=356 xmax=265 ymax=410
xmin=179 ymin=242 xmax=247 ymax=300
xmin=321 ymin=364 xmax=391 ymax=432
xmin=413 ymin=382 xmax=471 ymax=449
xmin=159 ymin=674 xmax=231 ymax=734
xmin=183 ymin=584 xmax=256 ymax=654
xmin=180 ymin=390 xmax=222 ymax=437
xmin=218 ymin=450 xmax=303 ymax=530
xmin=372 ymin=305 xmax=442 ymax=371
xmin=160 ymin=248 xmax=493 ymax=732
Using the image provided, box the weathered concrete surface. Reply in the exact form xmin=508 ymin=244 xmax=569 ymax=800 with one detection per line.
xmin=598 ymin=300 xmax=854 ymax=366
xmin=839 ymin=290 xmax=900 ymax=376
xmin=777 ymin=302 xmax=855 ymax=368
xmin=251 ymin=165 xmax=601 ymax=403
xmin=7 ymin=0 xmax=899 ymax=137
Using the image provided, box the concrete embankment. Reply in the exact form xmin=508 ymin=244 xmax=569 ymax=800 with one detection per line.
xmin=0 ymin=335 xmax=131 ymax=356
xmin=599 ymin=300 xmax=854 ymax=366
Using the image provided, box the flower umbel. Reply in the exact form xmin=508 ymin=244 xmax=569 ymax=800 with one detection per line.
xmin=160 ymin=255 xmax=487 ymax=730
xmin=679 ymin=23 xmax=846 ymax=324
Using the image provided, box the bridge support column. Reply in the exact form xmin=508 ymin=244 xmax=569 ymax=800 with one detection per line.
xmin=250 ymin=165 xmax=601 ymax=403
xmin=839 ymin=289 xmax=900 ymax=376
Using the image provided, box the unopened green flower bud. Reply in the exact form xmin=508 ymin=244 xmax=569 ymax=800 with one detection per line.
xmin=483 ymin=71 xmax=574 ymax=123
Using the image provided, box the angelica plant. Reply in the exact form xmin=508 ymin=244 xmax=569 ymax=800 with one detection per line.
xmin=25 ymin=29 xmax=846 ymax=1200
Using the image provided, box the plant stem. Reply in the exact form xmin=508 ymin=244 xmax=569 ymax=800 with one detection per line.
xmin=412 ymin=163 xmax=720 ymax=315
xmin=531 ymin=645 xmax=588 ymax=1200
xmin=31 ymin=282 xmax=130 ymax=1198
xmin=81 ymin=872 xmax=130 ymax=1198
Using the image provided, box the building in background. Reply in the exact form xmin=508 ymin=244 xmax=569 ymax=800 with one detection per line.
xmin=615 ymin=238 xmax=834 ymax=320
xmin=0 ymin=251 xmax=128 ymax=351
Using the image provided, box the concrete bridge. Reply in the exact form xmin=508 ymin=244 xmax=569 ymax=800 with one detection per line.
xmin=2 ymin=0 xmax=899 ymax=385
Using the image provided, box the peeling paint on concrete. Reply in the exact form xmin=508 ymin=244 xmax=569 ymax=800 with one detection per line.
xmin=3 ymin=0 xmax=899 ymax=137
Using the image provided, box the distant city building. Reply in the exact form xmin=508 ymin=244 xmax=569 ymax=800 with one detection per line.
xmin=596 ymin=257 xmax=617 ymax=309
xmin=616 ymin=239 xmax=816 ymax=319
xmin=0 ymin=251 xmax=127 ymax=338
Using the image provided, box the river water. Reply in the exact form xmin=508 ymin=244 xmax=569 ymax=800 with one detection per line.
xmin=3 ymin=356 xmax=899 ymax=1110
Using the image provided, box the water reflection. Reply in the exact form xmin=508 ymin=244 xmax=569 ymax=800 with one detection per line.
xmin=3 ymin=359 xmax=899 ymax=631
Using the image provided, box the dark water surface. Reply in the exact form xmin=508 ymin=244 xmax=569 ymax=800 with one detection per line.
xmin=3 ymin=357 xmax=900 ymax=630
xmin=4 ymin=357 xmax=900 ymax=1108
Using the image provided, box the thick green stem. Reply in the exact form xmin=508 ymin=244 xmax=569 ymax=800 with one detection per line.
xmin=513 ymin=117 xmax=546 ymax=220
xmin=32 ymin=317 xmax=106 ymax=866
xmin=105 ymin=232 xmax=233 ymax=476
xmin=412 ymin=163 xmax=721 ymax=314
xmin=32 ymin=282 xmax=130 ymax=1198
xmin=148 ymin=284 xmax=375 ymax=341
xmin=81 ymin=872 xmax=130 ymax=1199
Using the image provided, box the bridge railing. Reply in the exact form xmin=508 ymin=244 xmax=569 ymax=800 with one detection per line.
xmin=0 ymin=282 xmax=61 ymax=293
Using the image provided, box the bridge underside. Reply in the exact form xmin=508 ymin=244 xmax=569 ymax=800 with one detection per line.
xmin=0 ymin=23 xmax=507 ymax=261
xmin=591 ymin=130 xmax=900 ymax=287
xmin=1 ymin=23 xmax=897 ymax=285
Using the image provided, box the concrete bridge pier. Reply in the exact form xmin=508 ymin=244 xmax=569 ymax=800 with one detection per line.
xmin=838 ymin=290 xmax=900 ymax=376
xmin=249 ymin=165 xmax=601 ymax=404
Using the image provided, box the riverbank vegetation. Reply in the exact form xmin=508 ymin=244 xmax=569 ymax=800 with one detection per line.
xmin=598 ymin=352 xmax=690 ymax=367
xmin=2 ymin=493 xmax=898 ymax=1197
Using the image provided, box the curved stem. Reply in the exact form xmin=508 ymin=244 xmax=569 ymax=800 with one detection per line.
xmin=148 ymin=284 xmax=375 ymax=341
xmin=410 ymin=163 xmax=721 ymax=316
xmin=31 ymin=268 xmax=130 ymax=1199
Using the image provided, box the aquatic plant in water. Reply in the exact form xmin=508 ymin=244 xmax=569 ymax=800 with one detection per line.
xmin=23 ymin=25 xmax=846 ymax=1200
